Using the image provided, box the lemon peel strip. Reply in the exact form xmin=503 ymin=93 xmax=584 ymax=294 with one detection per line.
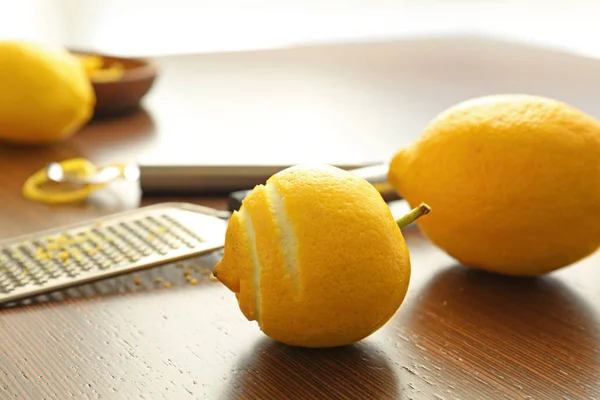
xmin=265 ymin=182 xmax=300 ymax=290
xmin=237 ymin=206 xmax=263 ymax=324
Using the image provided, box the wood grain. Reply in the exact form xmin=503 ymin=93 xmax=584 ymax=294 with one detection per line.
xmin=0 ymin=60 xmax=599 ymax=400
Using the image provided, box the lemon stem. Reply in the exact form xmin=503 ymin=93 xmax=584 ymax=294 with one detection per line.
xmin=396 ymin=203 xmax=431 ymax=229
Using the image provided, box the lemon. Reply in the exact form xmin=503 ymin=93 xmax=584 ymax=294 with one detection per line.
xmin=389 ymin=94 xmax=600 ymax=276
xmin=213 ymin=164 xmax=414 ymax=348
xmin=0 ymin=41 xmax=95 ymax=144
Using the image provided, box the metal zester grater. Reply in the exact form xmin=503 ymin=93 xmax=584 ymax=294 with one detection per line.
xmin=0 ymin=202 xmax=228 ymax=305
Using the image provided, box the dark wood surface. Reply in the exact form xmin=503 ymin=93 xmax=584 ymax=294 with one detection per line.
xmin=1 ymin=60 xmax=600 ymax=400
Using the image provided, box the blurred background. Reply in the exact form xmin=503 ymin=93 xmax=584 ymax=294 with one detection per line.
xmin=2 ymin=0 xmax=600 ymax=197
xmin=3 ymin=0 xmax=600 ymax=57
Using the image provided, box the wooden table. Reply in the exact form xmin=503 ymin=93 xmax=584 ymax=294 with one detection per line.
xmin=1 ymin=59 xmax=600 ymax=400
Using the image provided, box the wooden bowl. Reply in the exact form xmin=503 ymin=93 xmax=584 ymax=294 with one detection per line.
xmin=72 ymin=50 xmax=158 ymax=118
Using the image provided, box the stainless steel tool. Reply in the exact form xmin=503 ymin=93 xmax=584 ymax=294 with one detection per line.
xmin=226 ymin=163 xmax=399 ymax=212
xmin=0 ymin=203 xmax=227 ymax=306
xmin=45 ymin=159 xmax=397 ymax=199
xmin=12 ymin=162 xmax=401 ymax=306
xmin=45 ymin=161 xmax=140 ymax=185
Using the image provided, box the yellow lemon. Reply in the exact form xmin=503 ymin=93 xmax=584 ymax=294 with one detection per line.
xmin=214 ymin=164 xmax=423 ymax=348
xmin=0 ymin=41 xmax=95 ymax=144
xmin=389 ymin=94 xmax=600 ymax=276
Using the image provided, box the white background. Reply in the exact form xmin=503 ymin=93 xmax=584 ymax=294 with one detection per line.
xmin=1 ymin=1 xmax=600 ymax=58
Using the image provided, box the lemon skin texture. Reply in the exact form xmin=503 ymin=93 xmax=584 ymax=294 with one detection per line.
xmin=389 ymin=94 xmax=600 ymax=276
xmin=0 ymin=41 xmax=95 ymax=144
xmin=214 ymin=164 xmax=411 ymax=348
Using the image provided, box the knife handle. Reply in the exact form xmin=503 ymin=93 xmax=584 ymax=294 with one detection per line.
xmin=227 ymin=164 xmax=399 ymax=212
